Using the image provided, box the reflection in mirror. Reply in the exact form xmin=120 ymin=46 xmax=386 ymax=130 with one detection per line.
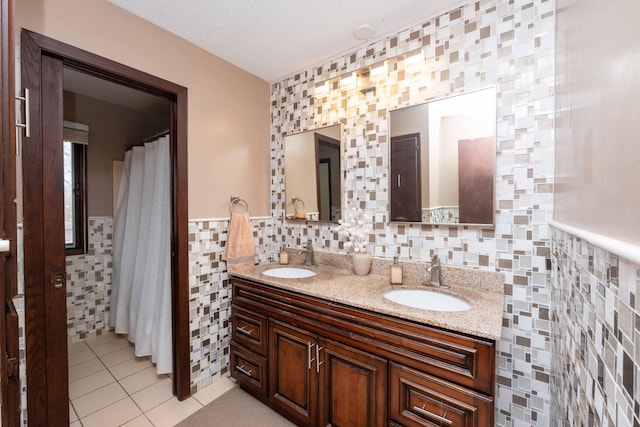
xmin=389 ymin=87 xmax=496 ymax=225
xmin=284 ymin=125 xmax=342 ymax=222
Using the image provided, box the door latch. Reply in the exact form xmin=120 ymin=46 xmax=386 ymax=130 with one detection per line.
xmin=50 ymin=272 xmax=66 ymax=289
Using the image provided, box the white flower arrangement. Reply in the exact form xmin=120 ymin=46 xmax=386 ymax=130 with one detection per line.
xmin=335 ymin=208 xmax=372 ymax=253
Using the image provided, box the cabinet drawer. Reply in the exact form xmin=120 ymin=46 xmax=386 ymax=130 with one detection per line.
xmin=389 ymin=363 xmax=493 ymax=427
xmin=230 ymin=342 xmax=267 ymax=398
xmin=231 ymin=304 xmax=268 ymax=355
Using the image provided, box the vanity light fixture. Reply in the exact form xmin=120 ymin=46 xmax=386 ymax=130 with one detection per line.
xmin=339 ymin=73 xmax=356 ymax=90
xmin=404 ymin=48 xmax=426 ymax=68
xmin=369 ymin=61 xmax=388 ymax=81
xmin=314 ymin=81 xmax=329 ymax=97
xmin=356 ymin=68 xmax=375 ymax=95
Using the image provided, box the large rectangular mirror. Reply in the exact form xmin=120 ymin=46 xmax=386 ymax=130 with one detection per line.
xmin=389 ymin=87 xmax=496 ymax=225
xmin=284 ymin=124 xmax=342 ymax=222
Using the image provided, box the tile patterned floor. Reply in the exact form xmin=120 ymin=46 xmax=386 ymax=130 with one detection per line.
xmin=68 ymin=332 xmax=235 ymax=426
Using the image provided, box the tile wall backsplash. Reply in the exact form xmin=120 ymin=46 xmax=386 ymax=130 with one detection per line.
xmin=187 ymin=217 xmax=271 ymax=393
xmin=269 ymin=0 xmax=555 ymax=425
xmin=551 ymin=227 xmax=640 ymax=427
xmin=66 ymin=217 xmax=113 ymax=343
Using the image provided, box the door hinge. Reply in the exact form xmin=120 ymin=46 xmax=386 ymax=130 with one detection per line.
xmin=50 ymin=272 xmax=66 ymax=289
xmin=6 ymin=356 xmax=18 ymax=378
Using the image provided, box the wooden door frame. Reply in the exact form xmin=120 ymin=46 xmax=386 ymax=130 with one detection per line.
xmin=21 ymin=29 xmax=190 ymax=424
xmin=1 ymin=0 xmax=20 ymax=425
xmin=313 ymin=132 xmax=340 ymax=222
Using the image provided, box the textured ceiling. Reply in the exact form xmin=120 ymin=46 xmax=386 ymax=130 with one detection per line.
xmin=106 ymin=0 xmax=465 ymax=82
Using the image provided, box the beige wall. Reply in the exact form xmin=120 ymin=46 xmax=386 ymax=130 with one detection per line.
xmin=17 ymin=0 xmax=271 ymax=219
xmin=555 ymin=0 xmax=640 ymax=245
xmin=64 ymin=91 xmax=169 ymax=216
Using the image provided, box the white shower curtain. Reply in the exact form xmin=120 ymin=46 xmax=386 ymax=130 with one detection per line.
xmin=110 ymin=136 xmax=172 ymax=374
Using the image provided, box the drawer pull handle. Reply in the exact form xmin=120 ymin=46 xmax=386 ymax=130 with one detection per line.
xmin=412 ymin=405 xmax=452 ymax=425
xmin=237 ymin=326 xmax=254 ymax=336
xmin=236 ymin=364 xmax=254 ymax=377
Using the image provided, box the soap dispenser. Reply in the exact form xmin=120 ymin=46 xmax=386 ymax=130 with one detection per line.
xmin=390 ymin=256 xmax=403 ymax=285
xmin=279 ymin=247 xmax=289 ymax=265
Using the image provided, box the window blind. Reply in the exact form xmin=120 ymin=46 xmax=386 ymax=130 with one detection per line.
xmin=63 ymin=120 xmax=89 ymax=145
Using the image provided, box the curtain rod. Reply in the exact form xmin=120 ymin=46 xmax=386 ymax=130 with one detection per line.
xmin=124 ymin=129 xmax=170 ymax=151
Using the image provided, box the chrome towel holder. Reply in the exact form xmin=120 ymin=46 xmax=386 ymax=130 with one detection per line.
xmin=229 ymin=196 xmax=249 ymax=214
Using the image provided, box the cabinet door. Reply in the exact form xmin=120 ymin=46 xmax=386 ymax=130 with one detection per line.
xmin=269 ymin=320 xmax=318 ymax=426
xmin=389 ymin=363 xmax=493 ymax=427
xmin=318 ymin=338 xmax=388 ymax=427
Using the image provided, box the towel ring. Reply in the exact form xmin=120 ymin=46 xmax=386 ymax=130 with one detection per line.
xmin=229 ymin=196 xmax=249 ymax=214
xmin=292 ymin=196 xmax=305 ymax=212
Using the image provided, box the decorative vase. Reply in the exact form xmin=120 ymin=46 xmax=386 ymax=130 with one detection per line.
xmin=352 ymin=252 xmax=372 ymax=276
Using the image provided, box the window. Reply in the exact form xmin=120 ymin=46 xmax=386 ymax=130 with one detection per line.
xmin=63 ymin=121 xmax=88 ymax=255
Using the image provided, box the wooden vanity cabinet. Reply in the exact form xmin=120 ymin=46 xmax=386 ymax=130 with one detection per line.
xmin=230 ymin=278 xmax=496 ymax=427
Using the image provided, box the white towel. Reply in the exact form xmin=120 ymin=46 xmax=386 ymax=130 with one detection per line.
xmin=222 ymin=212 xmax=256 ymax=271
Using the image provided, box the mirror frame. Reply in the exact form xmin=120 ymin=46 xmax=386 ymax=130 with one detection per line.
xmin=388 ymin=87 xmax=497 ymax=227
xmin=283 ymin=124 xmax=343 ymax=224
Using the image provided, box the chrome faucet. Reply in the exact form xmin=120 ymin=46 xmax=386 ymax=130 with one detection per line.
xmin=426 ymin=254 xmax=447 ymax=288
xmin=299 ymin=242 xmax=315 ymax=266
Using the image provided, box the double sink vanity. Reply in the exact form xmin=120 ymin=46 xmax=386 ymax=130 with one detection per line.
xmin=229 ymin=252 xmax=504 ymax=426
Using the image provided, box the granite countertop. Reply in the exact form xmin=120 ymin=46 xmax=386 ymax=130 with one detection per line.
xmin=229 ymin=259 xmax=504 ymax=341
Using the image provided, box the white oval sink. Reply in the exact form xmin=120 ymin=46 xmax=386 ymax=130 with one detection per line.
xmin=383 ymin=289 xmax=471 ymax=312
xmin=261 ymin=267 xmax=317 ymax=279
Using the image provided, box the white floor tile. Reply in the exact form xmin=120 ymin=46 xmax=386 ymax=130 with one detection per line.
xmin=68 ymin=358 xmax=105 ymax=382
xmin=69 ymin=402 xmax=78 ymax=422
xmin=108 ymin=357 xmax=154 ymax=380
xmin=68 ymin=340 xmax=89 ymax=355
xmin=85 ymin=331 xmax=120 ymax=347
xmin=70 ymin=421 xmax=81 ymax=427
xmin=119 ymin=366 xmax=167 ymax=395
xmin=121 ymin=415 xmax=154 ymax=426
xmin=99 ymin=346 xmax=136 ymax=367
xmin=193 ymin=377 xmax=237 ymax=406
xmin=68 ymin=348 xmax=98 ymax=367
xmin=80 ymin=397 xmax=142 ymax=427
xmin=91 ymin=336 xmax=132 ymax=356
xmin=72 ymin=382 xmax=127 ymax=419
xmin=145 ymin=396 xmax=203 ymax=427
xmin=69 ymin=369 xmax=115 ymax=399
xmin=131 ymin=377 xmax=174 ymax=412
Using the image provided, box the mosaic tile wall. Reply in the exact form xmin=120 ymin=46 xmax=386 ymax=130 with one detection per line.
xmin=270 ymin=0 xmax=555 ymax=425
xmin=551 ymin=227 xmax=640 ymax=427
xmin=66 ymin=216 xmax=113 ymax=343
xmin=187 ymin=217 xmax=271 ymax=392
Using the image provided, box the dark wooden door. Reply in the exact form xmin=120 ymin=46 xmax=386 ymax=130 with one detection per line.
xmin=269 ymin=320 xmax=318 ymax=426
xmin=1 ymin=0 xmax=21 ymax=424
xmin=20 ymin=31 xmax=191 ymax=423
xmin=21 ymin=34 xmax=70 ymax=425
xmin=390 ymin=133 xmax=421 ymax=222
xmin=458 ymin=137 xmax=494 ymax=224
xmin=318 ymin=338 xmax=387 ymax=427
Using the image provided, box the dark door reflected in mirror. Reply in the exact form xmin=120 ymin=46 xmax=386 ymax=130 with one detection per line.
xmin=285 ymin=125 xmax=342 ymax=222
xmin=389 ymin=87 xmax=496 ymax=225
